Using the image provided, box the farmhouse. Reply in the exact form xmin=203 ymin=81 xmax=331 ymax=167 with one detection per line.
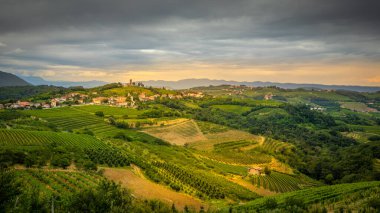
xmin=17 ymin=101 xmax=31 ymax=108
xmin=264 ymin=93 xmax=273 ymax=100
xmin=248 ymin=167 xmax=263 ymax=175
xmin=50 ymin=99 xmax=58 ymax=107
xmin=92 ymin=97 xmax=108 ymax=104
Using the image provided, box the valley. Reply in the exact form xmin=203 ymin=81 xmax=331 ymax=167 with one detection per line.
xmin=0 ymin=83 xmax=379 ymax=212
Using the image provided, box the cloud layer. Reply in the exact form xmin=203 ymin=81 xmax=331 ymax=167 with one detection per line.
xmin=0 ymin=0 xmax=379 ymax=85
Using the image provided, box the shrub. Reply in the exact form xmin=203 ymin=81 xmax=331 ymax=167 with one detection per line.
xmin=264 ymin=198 xmax=278 ymax=209
xmin=95 ymin=111 xmax=104 ymax=117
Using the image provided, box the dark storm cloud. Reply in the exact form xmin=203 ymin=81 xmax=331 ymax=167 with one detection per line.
xmin=0 ymin=0 xmax=379 ymax=82
xmin=1 ymin=0 xmax=379 ymax=36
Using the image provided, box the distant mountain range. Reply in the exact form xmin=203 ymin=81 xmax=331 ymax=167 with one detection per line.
xmin=0 ymin=71 xmax=31 ymax=87
xmin=142 ymin=79 xmax=380 ymax=92
xmin=0 ymin=71 xmax=379 ymax=92
xmin=18 ymin=75 xmax=108 ymax=88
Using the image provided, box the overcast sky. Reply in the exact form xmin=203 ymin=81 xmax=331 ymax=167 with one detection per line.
xmin=0 ymin=0 xmax=379 ymax=85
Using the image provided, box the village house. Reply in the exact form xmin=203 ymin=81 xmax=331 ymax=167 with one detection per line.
xmin=42 ymin=103 xmax=51 ymax=108
xmin=50 ymin=99 xmax=58 ymax=107
xmin=248 ymin=167 xmax=263 ymax=176
xmin=138 ymin=93 xmax=147 ymax=101
xmin=264 ymin=93 xmax=273 ymax=100
xmin=32 ymin=103 xmax=42 ymax=108
xmin=17 ymin=101 xmax=31 ymax=108
xmin=92 ymin=97 xmax=108 ymax=104
xmin=184 ymin=92 xmax=204 ymax=98
xmin=310 ymin=106 xmax=325 ymax=111
xmin=109 ymin=96 xmax=128 ymax=106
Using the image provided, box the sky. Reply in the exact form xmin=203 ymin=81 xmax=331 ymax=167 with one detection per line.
xmin=0 ymin=0 xmax=379 ymax=86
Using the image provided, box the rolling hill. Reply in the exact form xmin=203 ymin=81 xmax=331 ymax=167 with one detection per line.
xmin=142 ymin=78 xmax=380 ymax=92
xmin=0 ymin=71 xmax=31 ymax=87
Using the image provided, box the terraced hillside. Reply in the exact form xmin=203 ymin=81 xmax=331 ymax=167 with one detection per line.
xmin=142 ymin=119 xmax=206 ymax=145
xmin=22 ymin=107 xmax=156 ymax=141
xmin=226 ymin=181 xmax=380 ymax=212
xmin=0 ymin=129 xmax=107 ymax=148
xmin=261 ymin=138 xmax=294 ymax=154
xmin=250 ymin=172 xmax=319 ymax=193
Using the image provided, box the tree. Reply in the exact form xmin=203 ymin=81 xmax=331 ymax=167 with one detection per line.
xmin=325 ymin=174 xmax=334 ymax=184
xmin=68 ymin=180 xmax=132 ymax=212
xmin=264 ymin=198 xmax=278 ymax=209
xmin=264 ymin=166 xmax=271 ymax=175
xmin=0 ymin=169 xmax=22 ymax=210
xmin=95 ymin=111 xmax=104 ymax=117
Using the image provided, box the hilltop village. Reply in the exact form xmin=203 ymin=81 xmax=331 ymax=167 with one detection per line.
xmin=0 ymin=79 xmax=204 ymax=110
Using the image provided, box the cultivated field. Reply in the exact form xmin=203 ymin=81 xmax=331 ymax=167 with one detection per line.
xmin=142 ymin=119 xmax=206 ymax=145
xmin=14 ymin=169 xmax=102 ymax=198
xmin=0 ymin=129 xmax=107 ymax=148
xmin=340 ymin=102 xmax=377 ymax=112
xmin=228 ymin=181 xmax=380 ymax=212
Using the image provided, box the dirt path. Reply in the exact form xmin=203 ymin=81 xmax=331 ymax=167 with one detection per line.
xmin=103 ymin=167 xmax=207 ymax=211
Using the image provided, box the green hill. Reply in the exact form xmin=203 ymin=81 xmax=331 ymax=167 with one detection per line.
xmin=0 ymin=71 xmax=31 ymax=87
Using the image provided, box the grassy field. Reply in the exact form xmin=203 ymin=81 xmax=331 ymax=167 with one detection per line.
xmin=102 ymin=86 xmax=154 ymax=96
xmin=73 ymin=105 xmax=144 ymax=118
xmin=211 ymin=105 xmax=251 ymax=114
xmin=340 ymin=102 xmax=377 ymax=112
xmin=189 ymin=129 xmax=263 ymax=151
xmin=196 ymin=121 xmax=230 ymax=134
xmin=349 ymin=124 xmax=380 ymax=135
xmin=103 ymin=167 xmax=207 ymax=211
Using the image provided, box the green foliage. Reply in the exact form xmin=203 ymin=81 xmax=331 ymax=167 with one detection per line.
xmin=84 ymin=148 xmax=131 ymax=167
xmin=250 ymin=171 xmax=317 ymax=193
xmin=264 ymin=198 xmax=278 ymax=209
xmin=0 ymin=85 xmax=67 ymax=101
xmin=228 ymin=181 xmax=380 ymax=212
xmin=0 ymin=169 xmax=22 ymax=210
xmin=95 ymin=111 xmax=104 ymax=117
xmin=68 ymin=180 xmax=132 ymax=212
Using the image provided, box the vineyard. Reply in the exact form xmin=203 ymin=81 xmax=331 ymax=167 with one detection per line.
xmin=143 ymin=119 xmax=206 ymax=145
xmin=211 ymin=105 xmax=252 ymax=114
xmin=73 ymin=105 xmax=144 ymax=118
xmin=213 ymin=140 xmax=257 ymax=151
xmin=200 ymin=157 xmax=248 ymax=176
xmin=0 ymin=129 xmax=108 ymax=149
xmin=23 ymin=107 xmax=105 ymax=130
xmin=85 ymin=147 xmax=131 ymax=167
xmin=374 ymin=159 xmax=380 ymax=172
xmin=22 ymin=107 xmax=156 ymax=140
xmin=202 ymin=149 xmax=272 ymax=165
xmin=196 ymin=121 xmax=230 ymax=134
xmin=151 ymin=161 xmax=259 ymax=201
xmin=14 ymin=169 xmax=103 ymax=198
xmin=250 ymin=172 xmax=316 ymax=193
xmin=261 ymin=138 xmax=294 ymax=154
xmin=228 ymin=181 xmax=380 ymax=212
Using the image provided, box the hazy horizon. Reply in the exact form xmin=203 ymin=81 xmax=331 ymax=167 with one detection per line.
xmin=1 ymin=0 xmax=379 ymax=86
